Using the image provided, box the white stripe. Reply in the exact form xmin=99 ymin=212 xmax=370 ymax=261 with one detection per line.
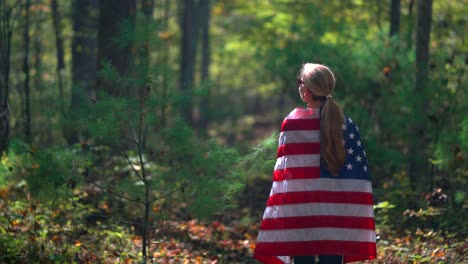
xmin=270 ymin=178 xmax=373 ymax=195
xmin=257 ymin=227 xmax=376 ymax=243
xmin=262 ymin=203 xmax=374 ymax=219
xmin=274 ymin=155 xmax=320 ymax=170
xmin=285 ymin=108 xmax=320 ymax=120
xmin=279 ymin=130 xmax=320 ymax=145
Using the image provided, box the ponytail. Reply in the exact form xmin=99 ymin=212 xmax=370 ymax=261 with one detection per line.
xmin=321 ymin=98 xmax=346 ymax=176
xmin=300 ymin=63 xmax=345 ymax=175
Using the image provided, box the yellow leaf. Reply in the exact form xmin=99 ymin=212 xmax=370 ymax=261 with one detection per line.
xmin=158 ymin=32 xmax=170 ymax=40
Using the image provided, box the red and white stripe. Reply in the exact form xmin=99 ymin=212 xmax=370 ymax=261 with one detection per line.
xmin=253 ymin=108 xmax=376 ymax=264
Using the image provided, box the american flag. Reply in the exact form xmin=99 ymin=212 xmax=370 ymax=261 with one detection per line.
xmin=253 ymin=108 xmax=376 ymax=264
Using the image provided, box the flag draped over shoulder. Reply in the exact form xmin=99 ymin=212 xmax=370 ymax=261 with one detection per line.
xmin=253 ymin=108 xmax=377 ymax=264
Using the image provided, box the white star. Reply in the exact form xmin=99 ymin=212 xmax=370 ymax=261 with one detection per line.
xmin=348 ymin=118 xmax=353 ymax=123
xmin=346 ymin=163 xmax=353 ymax=170
xmin=363 ymin=150 xmax=366 ymax=157
xmin=356 ymin=155 xmax=362 ymax=162
xmin=349 ymin=132 xmax=355 ymax=139
xmin=364 ymin=165 xmax=368 ymax=172
xmin=357 ymin=140 xmax=362 ymax=147
xmin=347 ymin=148 xmax=354 ymax=155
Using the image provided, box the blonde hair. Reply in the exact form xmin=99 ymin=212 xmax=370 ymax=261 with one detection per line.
xmin=300 ymin=63 xmax=345 ymax=176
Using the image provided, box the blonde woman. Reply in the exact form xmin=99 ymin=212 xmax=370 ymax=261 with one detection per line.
xmin=253 ymin=63 xmax=376 ymax=264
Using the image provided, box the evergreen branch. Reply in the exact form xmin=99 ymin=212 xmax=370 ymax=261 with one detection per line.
xmin=150 ymin=184 xmax=186 ymax=204
xmin=93 ymin=213 xmax=142 ymax=226
xmin=120 ymin=148 xmax=143 ymax=180
xmin=85 ymin=179 xmax=144 ymax=205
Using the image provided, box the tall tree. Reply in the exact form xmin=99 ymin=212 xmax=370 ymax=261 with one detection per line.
xmin=409 ymin=0 xmax=433 ymax=191
xmin=68 ymin=0 xmax=99 ymax=144
xmin=0 ymin=1 xmax=21 ymax=153
xmin=159 ymin=0 xmax=170 ymax=128
xmin=180 ymin=0 xmax=198 ymax=124
xmin=51 ymin=0 xmax=65 ymax=115
xmin=23 ymin=0 xmax=31 ymax=143
xmin=97 ymin=0 xmax=136 ymax=97
xmin=198 ymin=0 xmax=210 ymax=130
xmin=32 ymin=0 xmax=42 ymax=93
xmin=390 ymin=0 xmax=400 ymax=36
xmin=141 ymin=0 xmax=154 ymax=83
xmin=406 ymin=0 xmax=415 ymax=48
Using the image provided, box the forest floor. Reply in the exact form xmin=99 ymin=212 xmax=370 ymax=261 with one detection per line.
xmin=1 ymin=179 xmax=466 ymax=264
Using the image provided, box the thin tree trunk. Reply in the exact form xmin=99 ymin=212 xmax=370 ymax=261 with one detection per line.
xmin=141 ymin=0 xmax=154 ymax=84
xmin=409 ymin=0 xmax=433 ymax=191
xmin=390 ymin=0 xmax=400 ymax=36
xmin=0 ymin=1 xmax=21 ymax=153
xmin=23 ymin=0 xmax=32 ymax=143
xmin=51 ymin=0 xmax=65 ymax=115
xmin=199 ymin=0 xmax=210 ymax=131
xmin=160 ymin=0 xmax=170 ymax=128
xmin=69 ymin=0 xmax=99 ymax=144
xmin=97 ymin=0 xmax=137 ymax=97
xmin=33 ymin=5 xmax=42 ymax=92
xmin=406 ymin=0 xmax=415 ymax=48
xmin=180 ymin=0 xmax=198 ymax=124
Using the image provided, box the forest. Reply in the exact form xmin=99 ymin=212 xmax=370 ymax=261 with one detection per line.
xmin=0 ymin=0 xmax=466 ymax=263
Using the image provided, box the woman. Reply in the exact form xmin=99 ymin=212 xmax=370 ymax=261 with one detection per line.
xmin=253 ymin=63 xmax=376 ymax=264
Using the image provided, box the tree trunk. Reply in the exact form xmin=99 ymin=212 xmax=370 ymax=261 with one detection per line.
xmin=158 ymin=0 xmax=170 ymax=128
xmin=51 ymin=0 xmax=65 ymax=115
xmin=180 ymin=0 xmax=198 ymax=124
xmin=390 ymin=0 xmax=400 ymax=36
xmin=33 ymin=3 xmax=42 ymax=92
xmin=198 ymin=0 xmax=210 ymax=131
xmin=23 ymin=0 xmax=32 ymax=143
xmin=69 ymin=0 xmax=99 ymax=144
xmin=409 ymin=0 xmax=433 ymax=191
xmin=141 ymin=0 xmax=154 ymax=84
xmin=406 ymin=0 xmax=415 ymax=48
xmin=0 ymin=1 xmax=21 ymax=153
xmin=97 ymin=0 xmax=136 ymax=97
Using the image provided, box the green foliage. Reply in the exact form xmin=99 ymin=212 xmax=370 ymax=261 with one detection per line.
xmin=1 ymin=140 xmax=84 ymax=200
xmin=0 ymin=190 xmax=135 ymax=264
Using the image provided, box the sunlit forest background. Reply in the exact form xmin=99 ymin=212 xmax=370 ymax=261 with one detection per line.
xmin=0 ymin=0 xmax=466 ymax=263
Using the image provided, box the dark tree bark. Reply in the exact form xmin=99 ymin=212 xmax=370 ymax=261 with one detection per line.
xmin=68 ymin=0 xmax=99 ymax=144
xmin=409 ymin=0 xmax=433 ymax=191
xmin=198 ymin=0 xmax=210 ymax=131
xmin=23 ymin=0 xmax=31 ymax=143
xmin=0 ymin=1 xmax=21 ymax=153
xmin=141 ymin=0 xmax=154 ymax=83
xmin=180 ymin=0 xmax=198 ymax=124
xmin=51 ymin=0 xmax=65 ymax=115
xmin=406 ymin=0 xmax=415 ymax=48
xmin=97 ymin=0 xmax=137 ymax=97
xmin=390 ymin=0 xmax=400 ymax=36
xmin=159 ymin=0 xmax=170 ymax=128
xmin=32 ymin=2 xmax=42 ymax=92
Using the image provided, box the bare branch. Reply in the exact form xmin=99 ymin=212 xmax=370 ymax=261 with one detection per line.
xmin=85 ymin=179 xmax=144 ymax=205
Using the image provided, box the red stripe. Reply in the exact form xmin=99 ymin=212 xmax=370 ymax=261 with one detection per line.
xmin=281 ymin=119 xmax=320 ymax=132
xmin=259 ymin=216 xmax=375 ymax=230
xmin=266 ymin=191 xmax=374 ymax=206
xmin=253 ymin=256 xmax=287 ymax=264
xmin=277 ymin=143 xmax=320 ymax=157
xmin=254 ymin=241 xmax=376 ymax=263
xmin=273 ymin=167 xmax=320 ymax=181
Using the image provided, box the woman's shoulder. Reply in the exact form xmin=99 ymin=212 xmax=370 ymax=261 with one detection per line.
xmin=284 ymin=107 xmax=320 ymax=120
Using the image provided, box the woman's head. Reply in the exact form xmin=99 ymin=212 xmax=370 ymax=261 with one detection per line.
xmin=298 ymin=63 xmax=345 ymax=176
xmin=298 ymin=63 xmax=336 ymax=99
